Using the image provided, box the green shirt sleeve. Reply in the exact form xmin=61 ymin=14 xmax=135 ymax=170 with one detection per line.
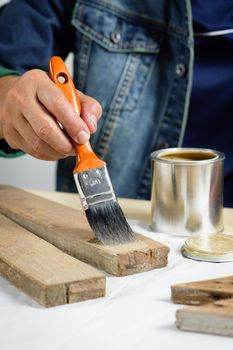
xmin=0 ymin=66 xmax=21 ymax=77
xmin=0 ymin=67 xmax=24 ymax=158
xmin=0 ymin=140 xmax=24 ymax=158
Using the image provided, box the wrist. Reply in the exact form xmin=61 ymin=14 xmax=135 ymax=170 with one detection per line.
xmin=0 ymin=75 xmax=21 ymax=139
xmin=0 ymin=68 xmax=24 ymax=157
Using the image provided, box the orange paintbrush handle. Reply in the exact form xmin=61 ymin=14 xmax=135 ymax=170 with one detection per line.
xmin=49 ymin=56 xmax=105 ymax=173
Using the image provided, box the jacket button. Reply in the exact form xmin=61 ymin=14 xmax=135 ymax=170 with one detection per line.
xmin=110 ymin=31 xmax=121 ymax=44
xmin=175 ymin=63 xmax=186 ymax=78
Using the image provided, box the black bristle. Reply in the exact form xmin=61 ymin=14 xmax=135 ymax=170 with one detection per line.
xmin=86 ymin=201 xmax=136 ymax=245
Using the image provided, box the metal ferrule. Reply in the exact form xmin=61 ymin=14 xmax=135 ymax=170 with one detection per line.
xmin=74 ymin=165 xmax=116 ymax=211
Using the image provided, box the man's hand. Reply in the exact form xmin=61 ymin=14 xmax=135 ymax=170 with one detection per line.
xmin=0 ymin=69 xmax=102 ymax=160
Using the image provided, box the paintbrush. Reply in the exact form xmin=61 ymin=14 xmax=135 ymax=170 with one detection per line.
xmin=49 ymin=56 xmax=136 ymax=245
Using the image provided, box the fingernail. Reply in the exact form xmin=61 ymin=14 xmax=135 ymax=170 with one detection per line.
xmin=90 ymin=114 xmax=97 ymax=131
xmin=76 ymin=130 xmax=90 ymax=144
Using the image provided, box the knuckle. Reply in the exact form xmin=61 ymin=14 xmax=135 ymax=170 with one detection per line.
xmin=63 ymin=142 xmax=73 ymax=155
xmin=29 ymin=145 xmax=46 ymax=160
xmin=37 ymin=89 xmax=47 ymax=103
xmin=4 ymin=129 xmax=18 ymax=149
xmin=53 ymin=92 xmax=66 ymax=109
xmin=30 ymin=138 xmax=46 ymax=159
xmin=90 ymin=99 xmax=102 ymax=118
xmin=24 ymin=68 xmax=43 ymax=81
xmin=95 ymin=100 xmax=103 ymax=113
xmin=36 ymin=123 xmax=52 ymax=139
xmin=55 ymin=138 xmax=73 ymax=155
xmin=7 ymin=138 xmax=18 ymax=150
xmin=6 ymin=85 xmax=22 ymax=104
xmin=63 ymin=112 xmax=79 ymax=130
xmin=32 ymin=138 xmax=43 ymax=154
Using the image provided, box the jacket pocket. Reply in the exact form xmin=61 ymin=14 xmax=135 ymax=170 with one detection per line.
xmin=72 ymin=0 xmax=162 ymax=53
xmin=72 ymin=0 xmax=163 ymax=112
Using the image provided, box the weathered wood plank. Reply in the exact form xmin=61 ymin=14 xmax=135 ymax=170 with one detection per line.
xmin=0 ymin=214 xmax=105 ymax=307
xmin=171 ymin=275 xmax=233 ymax=305
xmin=0 ymin=186 xmax=169 ymax=276
xmin=176 ymin=298 xmax=233 ymax=337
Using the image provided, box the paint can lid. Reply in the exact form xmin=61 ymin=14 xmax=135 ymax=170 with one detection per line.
xmin=182 ymin=232 xmax=233 ymax=262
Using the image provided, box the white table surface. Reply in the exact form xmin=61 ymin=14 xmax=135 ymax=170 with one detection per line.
xmin=0 ymin=190 xmax=232 ymax=350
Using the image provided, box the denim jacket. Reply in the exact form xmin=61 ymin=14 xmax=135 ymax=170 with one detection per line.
xmin=0 ymin=0 xmax=194 ymax=199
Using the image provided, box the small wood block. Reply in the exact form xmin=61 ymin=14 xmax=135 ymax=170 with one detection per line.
xmin=0 ymin=186 xmax=169 ymax=276
xmin=171 ymin=275 xmax=233 ymax=305
xmin=176 ymin=298 xmax=233 ymax=337
xmin=0 ymin=214 xmax=105 ymax=307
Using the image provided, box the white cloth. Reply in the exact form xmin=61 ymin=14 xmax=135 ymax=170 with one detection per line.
xmin=0 ymin=220 xmax=232 ymax=350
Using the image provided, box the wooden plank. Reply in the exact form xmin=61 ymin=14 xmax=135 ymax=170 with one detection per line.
xmin=0 ymin=214 xmax=105 ymax=307
xmin=0 ymin=185 xmax=169 ymax=276
xmin=176 ymin=298 xmax=233 ymax=337
xmin=171 ymin=275 xmax=233 ymax=305
xmin=30 ymin=190 xmax=152 ymax=222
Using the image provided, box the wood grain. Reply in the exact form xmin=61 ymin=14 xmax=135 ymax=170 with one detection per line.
xmin=0 ymin=186 xmax=169 ymax=276
xmin=171 ymin=275 xmax=233 ymax=305
xmin=176 ymin=298 xmax=233 ymax=337
xmin=0 ymin=214 xmax=105 ymax=307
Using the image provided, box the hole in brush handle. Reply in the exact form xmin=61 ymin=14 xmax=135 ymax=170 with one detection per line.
xmin=56 ymin=72 xmax=68 ymax=84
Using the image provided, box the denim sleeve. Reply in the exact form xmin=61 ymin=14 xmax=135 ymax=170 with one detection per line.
xmin=0 ymin=0 xmax=75 ymax=73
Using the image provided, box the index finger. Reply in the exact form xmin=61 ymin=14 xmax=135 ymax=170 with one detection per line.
xmin=36 ymin=74 xmax=90 ymax=144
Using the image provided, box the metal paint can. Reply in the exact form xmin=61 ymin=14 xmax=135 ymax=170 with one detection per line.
xmin=150 ymin=148 xmax=225 ymax=236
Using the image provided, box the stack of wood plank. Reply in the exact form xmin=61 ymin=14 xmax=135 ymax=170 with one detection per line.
xmin=172 ymin=276 xmax=233 ymax=337
xmin=0 ymin=185 xmax=169 ymax=307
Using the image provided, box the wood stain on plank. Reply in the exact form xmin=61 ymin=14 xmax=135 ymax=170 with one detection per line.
xmin=0 ymin=186 xmax=169 ymax=276
xmin=171 ymin=275 xmax=233 ymax=305
xmin=172 ymin=276 xmax=233 ymax=337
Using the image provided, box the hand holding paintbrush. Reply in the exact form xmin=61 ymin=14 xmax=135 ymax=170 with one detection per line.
xmin=49 ymin=56 xmax=136 ymax=245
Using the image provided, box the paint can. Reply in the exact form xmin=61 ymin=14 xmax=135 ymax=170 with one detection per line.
xmin=150 ymin=148 xmax=225 ymax=236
